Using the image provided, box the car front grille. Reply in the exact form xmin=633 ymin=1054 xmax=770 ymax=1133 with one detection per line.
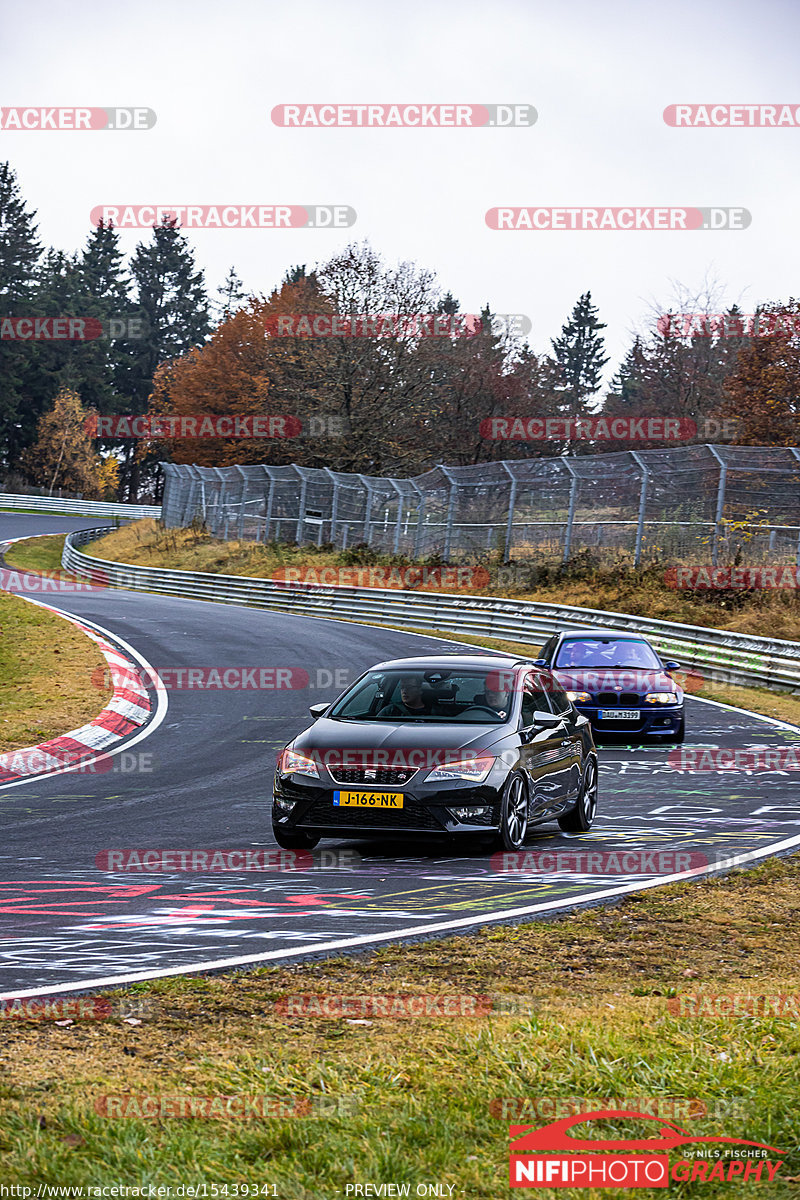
xmin=327 ymin=766 xmax=417 ymax=786
xmin=300 ymin=797 xmax=444 ymax=831
xmin=595 ymin=692 xmax=640 ymax=706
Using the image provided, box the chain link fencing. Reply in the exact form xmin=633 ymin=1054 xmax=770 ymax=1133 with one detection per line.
xmin=160 ymin=445 xmax=800 ymax=566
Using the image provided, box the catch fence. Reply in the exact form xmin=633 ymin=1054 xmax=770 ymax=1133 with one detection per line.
xmin=161 ymin=445 xmax=800 ymax=566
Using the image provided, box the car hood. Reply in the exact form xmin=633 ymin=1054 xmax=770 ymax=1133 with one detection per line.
xmin=292 ymin=717 xmax=506 ymax=758
xmin=554 ymin=669 xmax=680 ymax=695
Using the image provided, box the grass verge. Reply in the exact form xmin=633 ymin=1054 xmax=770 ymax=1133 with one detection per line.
xmin=0 ymin=588 xmax=113 ymax=752
xmin=1 ymin=855 xmax=799 ymax=1194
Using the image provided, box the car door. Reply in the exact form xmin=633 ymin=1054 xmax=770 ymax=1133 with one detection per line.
xmin=546 ymin=673 xmax=586 ymax=806
xmin=517 ymin=672 xmax=571 ymax=818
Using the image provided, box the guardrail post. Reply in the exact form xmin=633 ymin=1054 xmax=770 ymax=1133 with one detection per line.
xmin=562 ymin=461 xmax=579 ymax=563
xmin=630 ymin=451 xmax=649 ymax=566
xmin=707 ymin=445 xmax=727 ymax=567
xmin=500 ymin=462 xmax=518 ymax=561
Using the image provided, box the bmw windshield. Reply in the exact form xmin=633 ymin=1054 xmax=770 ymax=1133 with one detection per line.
xmin=554 ymin=638 xmax=662 ymax=670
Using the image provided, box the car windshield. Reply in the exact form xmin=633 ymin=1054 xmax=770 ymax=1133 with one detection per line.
xmin=327 ymin=668 xmax=517 ymax=723
xmin=554 ymin=638 xmax=661 ymax=669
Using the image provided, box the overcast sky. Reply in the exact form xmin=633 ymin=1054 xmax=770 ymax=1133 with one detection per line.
xmin=2 ymin=0 xmax=798 ymax=378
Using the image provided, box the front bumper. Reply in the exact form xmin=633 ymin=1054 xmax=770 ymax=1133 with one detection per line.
xmin=575 ymin=704 xmax=684 ymax=737
xmin=272 ymin=773 xmax=503 ymax=837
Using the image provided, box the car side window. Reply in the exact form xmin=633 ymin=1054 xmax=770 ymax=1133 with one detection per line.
xmin=520 ymin=674 xmax=553 ymax=725
xmin=539 ymin=637 xmax=557 ymax=663
xmin=548 ymin=676 xmax=573 ymax=715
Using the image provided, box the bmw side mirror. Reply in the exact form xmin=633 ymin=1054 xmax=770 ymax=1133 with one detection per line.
xmin=309 ymin=702 xmax=329 ymax=720
xmin=664 ymin=661 xmax=680 ymax=672
xmin=532 ymin=711 xmax=563 ymax=728
xmin=532 ymin=658 xmax=549 ymax=668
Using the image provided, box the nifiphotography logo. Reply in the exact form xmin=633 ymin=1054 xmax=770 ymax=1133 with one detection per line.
xmin=508 ymin=1109 xmax=785 ymax=1188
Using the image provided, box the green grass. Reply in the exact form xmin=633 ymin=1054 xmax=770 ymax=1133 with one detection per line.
xmin=2 ymin=856 xmax=800 ymax=1194
xmin=4 ymin=534 xmax=68 ymax=574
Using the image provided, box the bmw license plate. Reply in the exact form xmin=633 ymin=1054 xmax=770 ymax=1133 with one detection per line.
xmin=600 ymin=709 xmax=639 ymax=720
xmin=333 ymin=791 xmax=404 ymax=809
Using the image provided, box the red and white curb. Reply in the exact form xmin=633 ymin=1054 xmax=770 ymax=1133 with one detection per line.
xmin=0 ymin=545 xmax=167 ymax=785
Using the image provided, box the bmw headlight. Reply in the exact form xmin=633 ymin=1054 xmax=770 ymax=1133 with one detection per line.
xmin=644 ymin=692 xmax=679 ymax=705
xmin=566 ymin=691 xmax=591 ymax=703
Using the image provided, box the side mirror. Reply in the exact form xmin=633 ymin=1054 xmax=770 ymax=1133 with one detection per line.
xmin=532 ymin=710 xmax=563 ymax=729
xmin=663 ymin=661 xmax=680 ymax=672
xmin=309 ymin=702 xmax=329 ymax=721
xmin=532 ymin=658 xmax=549 ymax=668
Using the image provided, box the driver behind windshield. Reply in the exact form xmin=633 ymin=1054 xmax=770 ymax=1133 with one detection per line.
xmin=472 ymin=670 xmax=512 ymax=719
xmin=377 ymin=673 xmax=435 ymax=718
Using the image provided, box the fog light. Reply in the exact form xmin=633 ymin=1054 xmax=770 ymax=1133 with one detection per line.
xmin=447 ymin=805 xmax=492 ymax=822
xmin=273 ymin=795 xmax=296 ymax=813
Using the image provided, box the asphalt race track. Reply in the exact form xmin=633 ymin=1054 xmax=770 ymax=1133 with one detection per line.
xmin=2 ymin=513 xmax=800 ymax=998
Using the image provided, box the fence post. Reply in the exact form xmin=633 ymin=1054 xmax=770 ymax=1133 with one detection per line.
xmin=790 ymin=450 xmax=800 ymax=569
xmin=262 ymin=467 xmax=276 ymax=543
xmin=235 ymin=465 xmax=248 ymax=539
xmin=294 ymin=467 xmax=307 ymax=544
xmin=562 ymin=461 xmax=579 ymax=563
xmin=358 ymin=475 xmax=375 ymax=546
xmin=438 ymin=466 xmax=458 ymax=560
xmin=500 ymin=462 xmax=518 ymax=561
xmin=323 ymin=467 xmax=339 ymax=544
xmin=630 ymin=451 xmax=649 ymax=566
xmin=413 ymin=488 xmax=427 ymax=559
xmin=707 ymin=445 xmax=727 ymax=566
xmin=390 ymin=479 xmax=404 ymax=554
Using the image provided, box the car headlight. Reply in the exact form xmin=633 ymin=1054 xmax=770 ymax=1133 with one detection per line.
xmin=273 ymin=795 xmax=297 ymax=812
xmin=566 ymin=691 xmax=591 ymax=703
xmin=277 ymin=748 xmax=320 ymax=778
xmin=644 ymin=692 xmax=679 ymax=705
xmin=425 ymin=756 xmax=495 ymax=784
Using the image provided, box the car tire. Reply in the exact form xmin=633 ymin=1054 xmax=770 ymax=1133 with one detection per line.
xmin=272 ymin=826 xmax=321 ymax=850
xmin=496 ymin=774 xmax=529 ymax=851
xmin=558 ymin=756 xmax=598 ymax=833
xmin=672 ymin=716 xmax=686 ymax=744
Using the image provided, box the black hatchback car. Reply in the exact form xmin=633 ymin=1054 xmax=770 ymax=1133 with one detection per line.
xmin=272 ymin=655 xmax=598 ymax=851
xmin=535 ymin=629 xmax=685 ymax=742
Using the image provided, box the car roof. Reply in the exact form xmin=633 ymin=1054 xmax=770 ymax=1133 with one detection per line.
xmin=369 ymin=654 xmax=535 ymax=671
xmin=555 ymin=628 xmax=652 ymax=641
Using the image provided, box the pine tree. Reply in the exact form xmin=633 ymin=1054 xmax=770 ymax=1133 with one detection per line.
xmin=123 ymin=217 xmax=210 ymax=499
xmin=550 ymin=291 xmax=609 ymax=417
xmin=215 ymin=266 xmax=247 ymax=322
xmin=78 ymin=220 xmax=133 ymax=416
xmin=0 ymin=162 xmax=43 ymax=468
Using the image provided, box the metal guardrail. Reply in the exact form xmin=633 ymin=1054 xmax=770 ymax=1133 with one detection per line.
xmin=63 ymin=527 xmax=800 ymax=694
xmin=0 ymin=494 xmax=160 ymax=519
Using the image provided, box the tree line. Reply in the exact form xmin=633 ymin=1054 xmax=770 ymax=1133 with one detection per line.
xmin=1 ymin=161 xmax=797 ymax=501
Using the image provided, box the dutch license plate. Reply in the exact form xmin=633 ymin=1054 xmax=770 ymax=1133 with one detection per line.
xmin=600 ymin=709 xmax=639 ymax=720
xmin=333 ymin=791 xmax=404 ymax=809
